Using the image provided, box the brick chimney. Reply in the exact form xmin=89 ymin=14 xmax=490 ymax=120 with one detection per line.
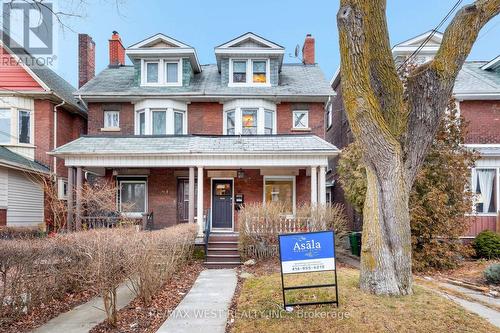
xmin=302 ymin=34 xmax=315 ymax=65
xmin=78 ymin=34 xmax=95 ymax=88
xmin=109 ymin=31 xmax=125 ymax=67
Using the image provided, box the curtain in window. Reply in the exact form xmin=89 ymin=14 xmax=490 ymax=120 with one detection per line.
xmin=105 ymin=111 xmax=119 ymax=128
xmin=242 ymin=109 xmax=257 ymax=135
xmin=152 ymin=111 xmax=166 ymax=135
xmin=146 ymin=63 xmax=159 ymax=83
xmin=253 ymin=61 xmax=266 ymax=83
xmin=264 ymin=110 xmax=274 ymax=134
xmin=166 ymin=63 xmax=178 ymax=83
xmin=477 ymin=169 xmax=495 ymax=213
xmin=233 ymin=61 xmax=246 ymax=83
xmin=0 ymin=109 xmax=11 ymax=143
xmin=18 ymin=111 xmax=30 ymax=144
xmin=265 ymin=180 xmax=293 ymax=214
xmin=120 ymin=182 xmax=146 ymax=213
xmin=226 ymin=111 xmax=235 ymax=135
xmin=174 ymin=111 xmax=184 ymax=135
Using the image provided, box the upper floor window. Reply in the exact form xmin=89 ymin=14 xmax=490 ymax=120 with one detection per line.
xmin=104 ymin=111 xmax=120 ymax=129
xmin=141 ymin=59 xmax=182 ymax=86
xmin=223 ymin=102 xmax=276 ymax=135
xmin=135 ymin=108 xmax=187 ymax=135
xmin=0 ymin=108 xmax=33 ymax=145
xmin=293 ymin=110 xmax=309 ymax=130
xmin=229 ymin=58 xmax=269 ymax=86
xmin=326 ymin=104 xmax=332 ymax=128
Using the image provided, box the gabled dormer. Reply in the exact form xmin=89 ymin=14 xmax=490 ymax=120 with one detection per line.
xmin=126 ymin=33 xmax=201 ymax=87
xmin=392 ymin=30 xmax=443 ymax=65
xmin=215 ymin=32 xmax=285 ymax=87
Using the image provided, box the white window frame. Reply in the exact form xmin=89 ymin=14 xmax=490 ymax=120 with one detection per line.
xmin=293 ymin=110 xmax=310 ymax=130
xmin=103 ymin=110 xmax=120 ymax=130
xmin=223 ymin=100 xmax=276 ymax=135
xmin=118 ymin=178 xmax=148 ymax=216
xmin=326 ymin=104 xmax=332 ymax=129
xmin=141 ymin=59 xmax=183 ymax=87
xmin=135 ymin=108 xmax=187 ymax=135
xmin=57 ymin=178 xmax=68 ymax=200
xmin=263 ymin=176 xmax=296 ymax=216
xmin=470 ymin=167 xmax=499 ymax=216
xmin=228 ymin=58 xmax=271 ymax=87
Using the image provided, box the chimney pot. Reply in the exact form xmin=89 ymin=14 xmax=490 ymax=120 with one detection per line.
xmin=78 ymin=34 xmax=95 ymax=88
xmin=109 ymin=31 xmax=125 ymax=67
xmin=302 ymin=34 xmax=315 ymax=65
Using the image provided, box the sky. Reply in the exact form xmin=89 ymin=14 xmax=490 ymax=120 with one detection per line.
xmin=52 ymin=0 xmax=500 ymax=88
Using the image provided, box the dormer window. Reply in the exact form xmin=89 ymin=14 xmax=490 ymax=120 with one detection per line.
xmin=141 ymin=59 xmax=182 ymax=86
xmin=229 ymin=58 xmax=270 ymax=86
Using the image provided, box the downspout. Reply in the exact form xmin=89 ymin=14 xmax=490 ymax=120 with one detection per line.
xmin=53 ymin=100 xmax=65 ymax=175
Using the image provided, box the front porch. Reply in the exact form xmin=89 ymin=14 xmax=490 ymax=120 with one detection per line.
xmin=52 ymin=135 xmax=340 ymax=242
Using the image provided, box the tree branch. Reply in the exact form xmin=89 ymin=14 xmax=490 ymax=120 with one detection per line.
xmin=403 ymin=0 xmax=500 ymax=188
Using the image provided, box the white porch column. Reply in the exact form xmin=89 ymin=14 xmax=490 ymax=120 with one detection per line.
xmin=67 ymin=167 xmax=74 ymax=231
xmin=196 ymin=166 xmax=204 ymax=237
xmin=75 ymin=167 xmax=83 ymax=231
xmin=319 ymin=166 xmax=326 ymax=205
xmin=188 ymin=167 xmax=195 ymax=224
xmin=310 ymin=166 xmax=318 ymax=207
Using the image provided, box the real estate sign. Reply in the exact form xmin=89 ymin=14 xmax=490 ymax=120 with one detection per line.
xmin=279 ymin=231 xmax=336 ymax=274
xmin=278 ymin=231 xmax=339 ymax=308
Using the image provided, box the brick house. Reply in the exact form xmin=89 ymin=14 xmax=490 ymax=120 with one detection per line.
xmin=326 ymin=31 xmax=500 ymax=238
xmin=52 ymin=32 xmax=338 ymax=259
xmin=0 ymin=36 xmax=88 ymax=227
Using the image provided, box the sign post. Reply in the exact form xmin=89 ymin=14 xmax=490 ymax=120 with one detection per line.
xmin=278 ymin=230 xmax=339 ymax=309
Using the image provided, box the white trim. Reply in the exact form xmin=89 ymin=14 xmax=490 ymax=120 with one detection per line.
xmin=228 ymin=58 xmax=271 ymax=87
xmin=57 ymin=177 xmax=68 ymax=200
xmin=454 ymin=92 xmax=500 ymax=100
xmin=135 ymin=108 xmax=187 ymax=135
xmin=141 ymin=59 xmax=182 ymax=87
xmin=103 ymin=110 xmax=120 ymax=129
xmin=263 ymin=175 xmax=296 ymax=215
xmin=293 ymin=110 xmax=309 ymax=129
xmin=210 ymin=177 xmax=235 ymax=231
xmin=215 ymin=32 xmax=284 ymax=50
xmin=223 ymin=99 xmax=277 ymax=135
xmin=480 ymin=55 xmax=500 ymax=71
xmin=117 ymin=178 xmax=148 ymax=216
xmin=128 ymin=33 xmax=191 ymax=49
xmin=470 ymin=166 xmax=499 ymax=215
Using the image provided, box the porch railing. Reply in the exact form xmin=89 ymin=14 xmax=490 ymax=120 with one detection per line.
xmin=81 ymin=213 xmax=152 ymax=230
xmin=245 ymin=217 xmax=323 ymax=234
xmin=204 ymin=208 xmax=211 ymax=256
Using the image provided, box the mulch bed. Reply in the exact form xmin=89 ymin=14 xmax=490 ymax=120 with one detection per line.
xmin=0 ymin=287 xmax=98 ymax=333
xmin=90 ymin=260 xmax=204 ymax=333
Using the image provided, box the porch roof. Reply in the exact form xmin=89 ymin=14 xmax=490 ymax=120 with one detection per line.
xmin=50 ymin=134 xmax=338 ymax=168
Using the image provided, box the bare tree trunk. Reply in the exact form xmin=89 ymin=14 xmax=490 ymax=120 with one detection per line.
xmin=360 ymin=163 xmax=412 ymax=295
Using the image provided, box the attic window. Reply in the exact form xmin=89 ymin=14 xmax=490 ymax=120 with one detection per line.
xmin=229 ymin=59 xmax=269 ymax=86
xmin=145 ymin=61 xmax=159 ymax=83
xmin=141 ymin=59 xmax=182 ymax=86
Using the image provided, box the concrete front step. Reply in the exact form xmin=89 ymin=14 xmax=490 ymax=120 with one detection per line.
xmin=205 ymin=233 xmax=241 ymax=268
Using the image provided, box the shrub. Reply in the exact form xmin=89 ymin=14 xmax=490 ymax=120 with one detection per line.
xmin=484 ymin=263 xmax=500 ymax=285
xmin=238 ymin=202 xmax=348 ymax=260
xmin=0 ymin=224 xmax=196 ymax=326
xmin=473 ymin=231 xmax=500 ymax=259
xmin=0 ymin=226 xmax=46 ymax=240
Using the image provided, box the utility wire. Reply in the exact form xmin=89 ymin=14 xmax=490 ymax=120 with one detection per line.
xmin=397 ymin=0 xmax=464 ymax=71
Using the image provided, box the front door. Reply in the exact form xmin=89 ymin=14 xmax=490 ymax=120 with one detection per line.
xmin=212 ymin=179 xmax=233 ymax=229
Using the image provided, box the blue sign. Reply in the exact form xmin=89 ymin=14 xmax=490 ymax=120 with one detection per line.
xmin=279 ymin=231 xmax=336 ymax=274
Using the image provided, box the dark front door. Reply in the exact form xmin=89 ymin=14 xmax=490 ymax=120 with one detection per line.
xmin=212 ymin=179 xmax=233 ymax=229
xmin=177 ymin=179 xmax=196 ymax=223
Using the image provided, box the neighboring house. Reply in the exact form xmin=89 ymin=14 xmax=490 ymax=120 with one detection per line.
xmin=326 ymin=30 xmax=500 ymax=238
xmin=0 ymin=36 xmax=88 ymax=227
xmin=51 ymin=31 xmax=338 ymax=255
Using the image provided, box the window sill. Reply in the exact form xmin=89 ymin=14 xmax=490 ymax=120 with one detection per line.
xmin=465 ymin=213 xmax=498 ymax=217
xmin=100 ymin=127 xmax=121 ymax=132
xmin=291 ymin=128 xmax=312 ymax=132
xmin=228 ymin=83 xmax=272 ymax=88
xmin=1 ymin=143 xmax=36 ymax=148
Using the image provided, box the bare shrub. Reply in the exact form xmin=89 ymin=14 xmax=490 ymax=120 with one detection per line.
xmin=0 ymin=225 xmax=196 ymax=326
xmin=239 ymin=202 xmax=348 ymax=260
xmin=128 ymin=224 xmax=196 ymax=305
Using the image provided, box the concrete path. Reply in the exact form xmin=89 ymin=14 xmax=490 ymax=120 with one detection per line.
xmin=156 ymin=269 xmax=237 ymax=333
xmin=32 ymin=282 xmax=136 ymax=333
xmin=438 ymin=281 xmax=500 ymax=309
xmin=437 ymin=291 xmax=500 ymax=328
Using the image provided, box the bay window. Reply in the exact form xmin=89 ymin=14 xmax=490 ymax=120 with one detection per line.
xmin=264 ymin=176 xmax=296 ymax=215
xmin=118 ymin=178 xmax=147 ymax=215
xmin=223 ymin=100 xmax=276 ymax=135
xmin=0 ymin=108 xmax=11 ymax=144
xmin=472 ymin=168 xmax=498 ymax=214
xmin=135 ymin=108 xmax=187 ymax=135
xmin=230 ymin=58 xmax=269 ymax=86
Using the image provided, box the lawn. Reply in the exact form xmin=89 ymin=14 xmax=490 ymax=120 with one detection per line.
xmin=230 ymin=264 xmax=500 ymax=333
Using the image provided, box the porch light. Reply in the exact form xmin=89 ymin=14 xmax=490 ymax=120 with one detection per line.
xmin=237 ymin=169 xmax=245 ymax=179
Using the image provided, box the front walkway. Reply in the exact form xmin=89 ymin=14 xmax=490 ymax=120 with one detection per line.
xmin=156 ymin=269 xmax=237 ymax=333
xmin=32 ymin=282 xmax=136 ymax=333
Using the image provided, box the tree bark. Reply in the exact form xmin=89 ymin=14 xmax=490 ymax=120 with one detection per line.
xmin=337 ymin=0 xmax=499 ymax=295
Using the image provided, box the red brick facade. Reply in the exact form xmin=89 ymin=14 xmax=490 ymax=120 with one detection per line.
xmin=277 ymin=102 xmax=325 ymax=138
xmin=188 ymin=102 xmax=223 ymax=135
xmin=88 ymin=102 xmax=135 ymax=135
xmin=460 ymin=100 xmax=500 ymax=144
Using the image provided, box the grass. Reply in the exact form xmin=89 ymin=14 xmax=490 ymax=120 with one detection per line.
xmin=230 ymin=267 xmax=500 ymax=333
